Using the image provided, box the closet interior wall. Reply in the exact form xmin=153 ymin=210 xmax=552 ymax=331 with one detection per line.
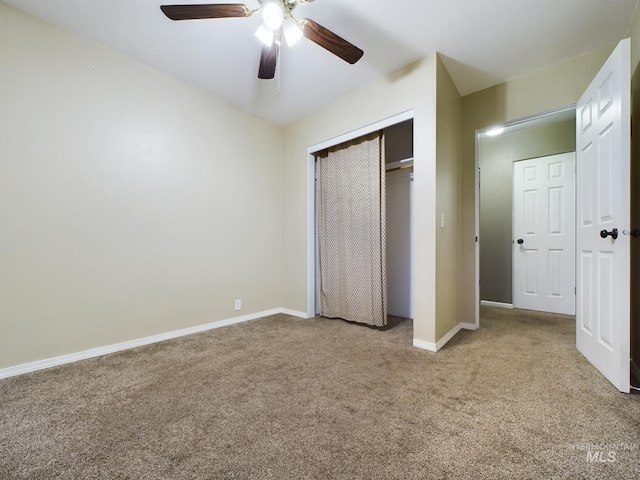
xmin=384 ymin=120 xmax=414 ymax=319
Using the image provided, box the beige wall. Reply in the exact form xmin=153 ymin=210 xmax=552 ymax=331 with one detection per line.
xmin=479 ymin=118 xmax=576 ymax=304
xmin=435 ymin=55 xmax=463 ymax=339
xmin=282 ymin=57 xmax=440 ymax=344
xmin=630 ymin=2 xmax=640 ymax=72
xmin=460 ymin=45 xmax=615 ymax=326
xmin=0 ymin=3 xmax=284 ymax=369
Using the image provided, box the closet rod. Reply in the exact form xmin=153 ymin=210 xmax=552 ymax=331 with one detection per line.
xmin=385 ymin=164 xmax=414 ymax=173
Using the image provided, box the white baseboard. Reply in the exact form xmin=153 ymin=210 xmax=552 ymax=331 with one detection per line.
xmin=480 ymin=300 xmax=514 ymax=309
xmin=412 ymin=338 xmax=437 ymax=352
xmin=279 ymin=308 xmax=309 ymax=319
xmin=0 ymin=308 xmax=305 ymax=380
xmin=413 ymin=322 xmax=469 ymax=352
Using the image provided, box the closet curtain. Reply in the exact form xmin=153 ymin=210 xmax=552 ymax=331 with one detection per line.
xmin=316 ymin=131 xmax=387 ymax=327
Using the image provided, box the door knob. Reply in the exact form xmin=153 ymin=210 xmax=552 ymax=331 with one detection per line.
xmin=623 ymin=229 xmax=640 ymax=238
xmin=517 ymin=238 xmax=524 ymax=245
xmin=600 ymin=228 xmax=619 ymax=240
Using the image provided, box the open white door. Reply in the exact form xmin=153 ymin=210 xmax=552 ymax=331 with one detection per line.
xmin=576 ymin=39 xmax=631 ymax=393
xmin=513 ymin=153 xmax=576 ymax=315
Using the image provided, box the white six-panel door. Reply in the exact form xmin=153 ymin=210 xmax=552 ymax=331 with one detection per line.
xmin=513 ymin=153 xmax=576 ymax=315
xmin=576 ymin=39 xmax=631 ymax=393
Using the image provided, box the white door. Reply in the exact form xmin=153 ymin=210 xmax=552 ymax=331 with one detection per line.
xmin=576 ymin=39 xmax=631 ymax=393
xmin=513 ymin=153 xmax=576 ymax=315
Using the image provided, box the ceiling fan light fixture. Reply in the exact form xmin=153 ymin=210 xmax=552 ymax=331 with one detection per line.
xmin=263 ymin=2 xmax=284 ymax=30
xmin=283 ymin=19 xmax=303 ymax=46
xmin=255 ymin=23 xmax=274 ymax=47
xmin=160 ymin=1 xmax=365 ymax=81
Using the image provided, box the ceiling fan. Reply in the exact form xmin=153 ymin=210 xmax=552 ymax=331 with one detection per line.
xmin=160 ymin=0 xmax=364 ymax=79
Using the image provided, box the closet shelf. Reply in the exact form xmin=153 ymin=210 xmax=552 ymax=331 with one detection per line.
xmin=385 ymin=157 xmax=414 ymax=172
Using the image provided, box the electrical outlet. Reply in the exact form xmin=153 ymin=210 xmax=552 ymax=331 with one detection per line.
xmin=234 ymin=299 xmax=242 ymax=311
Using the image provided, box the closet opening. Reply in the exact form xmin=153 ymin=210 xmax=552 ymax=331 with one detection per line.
xmin=306 ymin=111 xmax=414 ymax=328
xmin=384 ymin=120 xmax=414 ymax=322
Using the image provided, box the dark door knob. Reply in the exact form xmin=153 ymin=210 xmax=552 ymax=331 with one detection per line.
xmin=600 ymin=228 xmax=619 ymax=240
xmin=628 ymin=229 xmax=640 ymax=238
xmin=517 ymin=238 xmax=524 ymax=245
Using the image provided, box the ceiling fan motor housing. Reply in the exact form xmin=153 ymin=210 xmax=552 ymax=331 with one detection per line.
xmin=258 ymin=0 xmax=315 ymax=13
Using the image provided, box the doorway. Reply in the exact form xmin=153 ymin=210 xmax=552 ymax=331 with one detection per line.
xmin=477 ymin=107 xmax=576 ymax=311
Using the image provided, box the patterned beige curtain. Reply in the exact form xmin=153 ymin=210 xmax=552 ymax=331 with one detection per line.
xmin=316 ymin=131 xmax=387 ymax=327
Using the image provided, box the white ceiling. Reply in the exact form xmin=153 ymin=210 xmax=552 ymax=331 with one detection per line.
xmin=4 ymin=0 xmax=639 ymax=126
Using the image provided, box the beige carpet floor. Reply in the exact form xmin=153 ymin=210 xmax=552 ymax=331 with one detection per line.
xmin=1 ymin=306 xmax=639 ymax=479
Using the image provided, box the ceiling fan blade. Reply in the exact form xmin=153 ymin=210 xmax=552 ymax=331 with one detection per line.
xmin=299 ymin=18 xmax=363 ymax=64
xmin=160 ymin=4 xmax=252 ymax=20
xmin=258 ymin=43 xmax=277 ymax=79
